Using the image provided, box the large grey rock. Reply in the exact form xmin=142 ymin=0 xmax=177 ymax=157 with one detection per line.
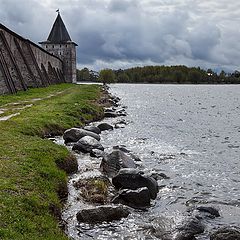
xmin=76 ymin=205 xmax=130 ymax=223
xmin=97 ymin=123 xmax=114 ymax=131
xmin=72 ymin=136 xmax=104 ymax=153
xmin=195 ymin=206 xmax=220 ymax=219
xmin=63 ymin=128 xmax=100 ymax=143
xmin=112 ymin=187 xmax=151 ymax=209
xmin=173 ymin=217 xmax=204 ymax=240
xmin=90 ymin=149 xmax=105 ymax=158
xmin=100 ymin=150 xmax=137 ymax=177
xmin=210 ymin=227 xmax=240 ymax=240
xmin=112 ymin=168 xmax=158 ymax=199
xmin=84 ymin=125 xmax=101 ymax=134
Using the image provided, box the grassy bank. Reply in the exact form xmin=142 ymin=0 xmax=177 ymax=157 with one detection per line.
xmin=0 ymin=83 xmax=104 ymax=240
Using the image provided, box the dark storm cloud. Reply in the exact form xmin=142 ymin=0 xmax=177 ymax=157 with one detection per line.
xmin=0 ymin=0 xmax=240 ymax=71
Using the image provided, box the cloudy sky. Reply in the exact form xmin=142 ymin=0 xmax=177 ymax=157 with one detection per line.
xmin=0 ymin=0 xmax=240 ymax=72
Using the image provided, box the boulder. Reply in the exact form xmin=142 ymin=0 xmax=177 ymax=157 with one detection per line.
xmin=104 ymin=107 xmax=116 ymax=113
xmin=195 ymin=206 xmax=220 ymax=219
xmin=112 ymin=168 xmax=158 ymax=199
xmin=113 ymin=145 xmax=130 ymax=153
xmin=76 ymin=205 xmax=130 ymax=223
xmin=210 ymin=227 xmax=240 ymax=240
xmin=90 ymin=149 xmax=105 ymax=158
xmin=104 ymin=112 xmax=118 ymax=118
xmin=97 ymin=123 xmax=114 ymax=131
xmin=63 ymin=128 xmax=100 ymax=143
xmin=72 ymin=136 xmax=104 ymax=153
xmin=100 ymin=150 xmax=137 ymax=177
xmin=84 ymin=125 xmax=101 ymax=134
xmin=173 ymin=217 xmax=204 ymax=240
xmin=112 ymin=187 xmax=151 ymax=209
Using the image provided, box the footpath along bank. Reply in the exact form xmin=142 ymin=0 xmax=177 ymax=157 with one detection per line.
xmin=0 ymin=83 xmax=106 ymax=240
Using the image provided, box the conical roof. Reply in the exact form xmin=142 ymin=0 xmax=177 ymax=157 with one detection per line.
xmin=47 ymin=13 xmax=71 ymax=43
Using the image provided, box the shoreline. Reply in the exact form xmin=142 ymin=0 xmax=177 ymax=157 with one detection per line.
xmin=0 ymin=83 xmax=107 ymax=240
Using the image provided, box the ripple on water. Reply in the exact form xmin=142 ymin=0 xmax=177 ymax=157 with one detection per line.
xmin=59 ymin=84 xmax=240 ymax=239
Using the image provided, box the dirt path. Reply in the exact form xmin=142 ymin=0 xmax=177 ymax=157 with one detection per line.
xmin=0 ymin=91 xmax=65 ymax=121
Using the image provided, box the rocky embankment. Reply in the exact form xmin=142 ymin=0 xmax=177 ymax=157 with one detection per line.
xmin=59 ymin=86 xmax=240 ymax=240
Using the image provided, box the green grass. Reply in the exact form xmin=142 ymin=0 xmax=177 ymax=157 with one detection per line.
xmin=0 ymin=83 xmax=104 ymax=240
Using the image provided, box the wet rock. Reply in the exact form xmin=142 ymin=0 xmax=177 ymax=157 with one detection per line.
xmin=63 ymin=128 xmax=100 ymax=143
xmin=195 ymin=206 xmax=220 ymax=219
xmin=97 ymin=123 xmax=114 ymax=131
xmin=84 ymin=125 xmax=101 ymax=134
xmin=104 ymin=107 xmax=116 ymax=113
xmin=116 ymin=109 xmax=127 ymax=116
xmin=173 ymin=217 xmax=204 ymax=240
xmin=90 ymin=149 xmax=105 ymax=158
xmin=115 ymin=119 xmax=127 ymax=125
xmin=210 ymin=226 xmax=240 ymax=240
xmin=112 ymin=146 xmax=141 ymax=161
xmin=104 ymin=112 xmax=118 ymax=118
xmin=113 ymin=145 xmax=130 ymax=153
xmin=76 ymin=205 xmax=130 ymax=223
xmin=150 ymin=172 xmax=170 ymax=180
xmin=128 ymin=152 xmax=141 ymax=162
xmin=112 ymin=187 xmax=151 ymax=209
xmin=112 ymin=168 xmax=159 ymax=199
xmin=72 ymin=136 xmax=104 ymax=153
xmin=100 ymin=150 xmax=137 ymax=177
xmin=115 ymin=123 xmax=125 ymax=129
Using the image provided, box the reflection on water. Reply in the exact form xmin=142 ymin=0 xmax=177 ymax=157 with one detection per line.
xmin=62 ymin=84 xmax=240 ymax=239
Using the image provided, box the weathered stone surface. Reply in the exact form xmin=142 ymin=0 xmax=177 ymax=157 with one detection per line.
xmin=113 ymin=145 xmax=130 ymax=153
xmin=90 ymin=149 xmax=105 ymax=158
xmin=173 ymin=217 xmax=204 ymax=240
xmin=84 ymin=125 xmax=101 ymax=134
xmin=76 ymin=205 xmax=130 ymax=223
xmin=97 ymin=123 xmax=114 ymax=131
xmin=72 ymin=136 xmax=104 ymax=153
xmin=112 ymin=168 xmax=158 ymax=199
xmin=210 ymin=227 xmax=240 ymax=240
xmin=112 ymin=187 xmax=151 ymax=209
xmin=100 ymin=150 xmax=137 ymax=177
xmin=63 ymin=128 xmax=100 ymax=143
xmin=196 ymin=206 xmax=220 ymax=218
xmin=104 ymin=112 xmax=118 ymax=118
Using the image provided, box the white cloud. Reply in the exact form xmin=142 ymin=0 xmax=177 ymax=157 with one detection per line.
xmin=0 ymin=0 xmax=240 ymax=72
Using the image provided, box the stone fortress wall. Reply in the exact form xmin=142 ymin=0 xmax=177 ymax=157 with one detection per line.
xmin=0 ymin=13 xmax=77 ymax=95
xmin=0 ymin=24 xmax=64 ymax=95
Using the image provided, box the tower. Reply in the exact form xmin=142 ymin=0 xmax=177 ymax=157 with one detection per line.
xmin=39 ymin=12 xmax=77 ymax=83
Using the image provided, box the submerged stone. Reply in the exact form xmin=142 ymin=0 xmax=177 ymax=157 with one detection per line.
xmin=76 ymin=205 xmax=130 ymax=223
xmin=97 ymin=123 xmax=114 ymax=131
xmin=210 ymin=227 xmax=240 ymax=240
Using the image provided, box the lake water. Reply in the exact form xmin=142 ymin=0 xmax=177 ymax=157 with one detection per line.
xmin=62 ymin=84 xmax=240 ymax=239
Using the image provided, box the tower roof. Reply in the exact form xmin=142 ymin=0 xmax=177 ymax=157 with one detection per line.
xmin=39 ymin=12 xmax=77 ymax=46
xmin=47 ymin=13 xmax=71 ymax=43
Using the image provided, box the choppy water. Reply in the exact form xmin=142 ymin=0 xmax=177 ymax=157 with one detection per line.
xmin=62 ymin=84 xmax=240 ymax=240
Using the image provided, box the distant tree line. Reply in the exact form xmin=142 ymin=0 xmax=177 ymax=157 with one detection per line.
xmin=76 ymin=68 xmax=99 ymax=82
xmin=77 ymin=66 xmax=240 ymax=84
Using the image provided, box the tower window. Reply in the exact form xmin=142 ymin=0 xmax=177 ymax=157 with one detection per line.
xmin=60 ymin=45 xmax=61 ymax=48
xmin=46 ymin=45 xmax=48 ymax=49
xmin=66 ymin=45 xmax=67 ymax=48
xmin=52 ymin=45 xmax=54 ymax=49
